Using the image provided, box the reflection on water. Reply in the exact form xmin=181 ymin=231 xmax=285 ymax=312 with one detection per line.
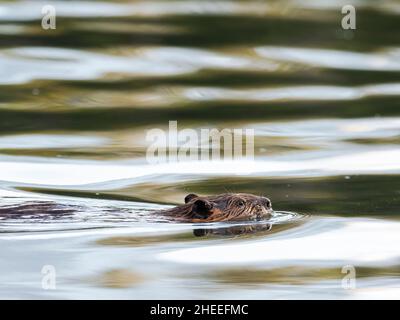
xmin=208 ymin=265 xmax=400 ymax=286
xmin=255 ymin=46 xmax=400 ymax=71
xmin=91 ymin=269 xmax=145 ymax=289
xmin=0 ymin=0 xmax=399 ymax=299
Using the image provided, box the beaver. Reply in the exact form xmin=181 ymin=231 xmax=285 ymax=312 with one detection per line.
xmin=0 ymin=193 xmax=273 ymax=224
xmin=158 ymin=193 xmax=273 ymax=222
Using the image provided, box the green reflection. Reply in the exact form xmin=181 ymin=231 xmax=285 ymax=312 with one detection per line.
xmin=208 ymin=265 xmax=400 ymax=286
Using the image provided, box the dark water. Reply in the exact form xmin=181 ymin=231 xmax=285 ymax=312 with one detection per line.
xmin=0 ymin=0 xmax=400 ymax=299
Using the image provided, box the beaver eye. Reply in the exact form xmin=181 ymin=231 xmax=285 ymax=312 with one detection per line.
xmin=237 ymin=200 xmax=246 ymax=207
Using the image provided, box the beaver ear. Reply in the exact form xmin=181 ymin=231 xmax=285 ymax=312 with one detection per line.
xmin=184 ymin=193 xmax=198 ymax=203
xmin=192 ymin=199 xmax=213 ymax=218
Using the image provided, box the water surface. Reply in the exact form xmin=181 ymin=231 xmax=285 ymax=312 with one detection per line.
xmin=0 ymin=0 xmax=399 ymax=299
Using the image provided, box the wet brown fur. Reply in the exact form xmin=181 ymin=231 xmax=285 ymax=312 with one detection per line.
xmin=157 ymin=193 xmax=273 ymax=222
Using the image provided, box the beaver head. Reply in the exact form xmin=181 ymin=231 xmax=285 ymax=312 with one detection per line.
xmin=163 ymin=193 xmax=273 ymax=222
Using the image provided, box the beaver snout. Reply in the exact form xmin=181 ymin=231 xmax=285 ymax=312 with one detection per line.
xmin=255 ymin=198 xmax=272 ymax=211
xmin=254 ymin=198 xmax=273 ymax=220
xmin=254 ymin=204 xmax=263 ymax=214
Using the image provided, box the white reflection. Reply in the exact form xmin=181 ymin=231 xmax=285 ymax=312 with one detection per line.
xmin=0 ymin=134 xmax=107 ymax=149
xmin=256 ymin=46 xmax=400 ymax=71
xmin=0 ymin=148 xmax=400 ymax=185
xmin=159 ymin=217 xmax=400 ymax=266
xmin=183 ymin=83 xmax=400 ymax=102
xmin=0 ymin=1 xmax=271 ymax=21
xmin=2 ymin=0 xmax=399 ymax=21
xmin=0 ymin=47 xmax=274 ymax=85
xmin=252 ymin=117 xmax=400 ymax=140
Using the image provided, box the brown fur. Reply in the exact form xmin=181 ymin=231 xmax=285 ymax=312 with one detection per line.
xmin=157 ymin=193 xmax=273 ymax=222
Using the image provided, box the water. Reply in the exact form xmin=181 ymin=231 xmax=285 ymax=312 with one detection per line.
xmin=0 ymin=0 xmax=399 ymax=299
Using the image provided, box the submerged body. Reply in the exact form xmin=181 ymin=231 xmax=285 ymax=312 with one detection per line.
xmin=158 ymin=193 xmax=273 ymax=222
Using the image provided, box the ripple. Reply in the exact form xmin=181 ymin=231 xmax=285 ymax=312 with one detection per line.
xmin=183 ymin=83 xmax=400 ymax=102
xmin=0 ymin=134 xmax=108 ymax=150
xmin=252 ymin=117 xmax=400 ymax=140
xmin=0 ymin=47 xmax=274 ymax=85
xmin=1 ymin=0 xmax=400 ymax=300
xmin=2 ymin=0 xmax=399 ymax=22
xmin=158 ymin=217 xmax=400 ymax=266
xmin=255 ymin=46 xmax=400 ymax=71
xmin=0 ymin=196 xmax=299 ymax=240
xmin=0 ymin=1 xmax=272 ymax=21
xmin=0 ymin=197 xmax=169 ymax=236
xmin=1 ymin=148 xmax=400 ymax=185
